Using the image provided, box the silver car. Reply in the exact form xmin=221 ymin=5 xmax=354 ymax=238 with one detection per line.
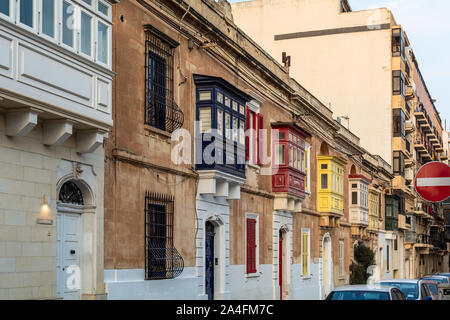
xmin=376 ymin=279 xmax=433 ymax=300
xmin=325 ymin=285 xmax=406 ymax=300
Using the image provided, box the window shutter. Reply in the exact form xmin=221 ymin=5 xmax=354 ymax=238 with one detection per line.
xmin=199 ymin=108 xmax=211 ymax=133
xmin=257 ymin=114 xmax=264 ymax=166
xmin=302 ymin=233 xmax=309 ymax=276
xmin=246 ymin=218 xmax=257 ymax=274
xmin=245 ymin=106 xmax=250 ymax=161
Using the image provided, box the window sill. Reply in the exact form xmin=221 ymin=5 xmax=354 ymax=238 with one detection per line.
xmin=144 ymin=124 xmax=172 ymax=139
xmin=245 ymin=272 xmax=261 ymax=279
xmin=301 ymin=276 xmax=312 ymax=280
xmin=246 ymin=163 xmax=261 ymax=171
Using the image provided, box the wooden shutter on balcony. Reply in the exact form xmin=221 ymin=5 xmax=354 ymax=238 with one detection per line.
xmin=245 ymin=106 xmax=250 ymax=161
xmin=246 ymin=218 xmax=257 ymax=274
xmin=257 ymin=114 xmax=264 ymax=166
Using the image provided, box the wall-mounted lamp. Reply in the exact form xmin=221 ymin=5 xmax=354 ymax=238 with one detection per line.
xmin=38 ymin=195 xmax=53 ymax=225
xmin=41 ymin=195 xmax=50 ymax=212
xmin=188 ymin=38 xmax=195 ymax=50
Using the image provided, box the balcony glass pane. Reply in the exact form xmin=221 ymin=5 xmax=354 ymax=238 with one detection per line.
xmin=62 ymin=2 xmax=74 ymax=47
xmin=276 ymin=144 xmax=285 ymax=165
xmin=0 ymin=1 xmax=9 ymax=16
xmin=321 ymin=174 xmax=328 ymax=189
xmin=20 ymin=0 xmax=34 ymax=27
xmin=81 ymin=12 xmax=92 ymax=56
xmin=289 ymin=146 xmax=293 ymax=167
xmin=225 ymin=113 xmax=231 ymax=139
xmin=98 ymin=22 xmax=109 ymax=64
xmin=217 ymin=109 xmax=223 ymax=135
xmin=42 ymin=0 xmax=55 ymax=38
xmin=98 ymin=1 xmax=109 ymax=15
xmin=217 ymin=92 xmax=223 ymax=104
xmin=352 ymin=192 xmax=358 ymax=205
xmin=232 ymin=117 xmax=238 ymax=142
xmin=239 ymin=120 xmax=245 ymax=145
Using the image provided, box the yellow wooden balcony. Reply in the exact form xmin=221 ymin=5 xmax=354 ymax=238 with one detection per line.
xmin=317 ymin=156 xmax=346 ymax=217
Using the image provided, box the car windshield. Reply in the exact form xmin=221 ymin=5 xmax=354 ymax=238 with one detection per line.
xmin=425 ymin=283 xmax=438 ymax=295
xmin=379 ymin=283 xmax=418 ymax=300
xmin=329 ymin=291 xmax=390 ymax=300
xmin=423 ymin=277 xmax=443 ymax=284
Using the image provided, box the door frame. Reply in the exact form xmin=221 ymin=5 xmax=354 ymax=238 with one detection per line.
xmin=205 ymin=221 xmax=215 ymax=300
xmin=321 ymin=233 xmax=332 ymax=299
xmin=203 ymin=216 xmax=225 ymax=300
xmin=56 ymin=204 xmax=83 ymax=299
xmin=278 ymin=225 xmax=290 ymax=300
xmin=279 ymin=230 xmax=283 ymax=300
xmin=56 ymin=175 xmax=96 ymax=300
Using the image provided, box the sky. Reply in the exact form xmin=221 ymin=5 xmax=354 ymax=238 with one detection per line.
xmin=228 ymin=0 xmax=450 ymax=131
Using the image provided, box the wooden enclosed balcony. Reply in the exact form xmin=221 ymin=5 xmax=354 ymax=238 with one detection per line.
xmin=398 ymin=214 xmax=409 ymax=230
xmin=271 ymin=122 xmax=310 ymax=212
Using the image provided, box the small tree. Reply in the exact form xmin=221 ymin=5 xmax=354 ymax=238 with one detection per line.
xmin=350 ymin=242 xmax=375 ymax=285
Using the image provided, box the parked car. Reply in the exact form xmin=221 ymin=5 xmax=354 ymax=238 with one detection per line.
xmin=435 ymin=273 xmax=450 ymax=282
xmin=422 ymin=275 xmax=450 ymax=284
xmin=376 ymin=279 xmax=433 ymax=300
xmin=325 ymin=285 xmax=406 ymax=300
xmin=421 ymin=280 xmax=439 ymax=300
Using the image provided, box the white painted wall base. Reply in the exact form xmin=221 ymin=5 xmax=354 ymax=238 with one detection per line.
xmin=105 ymin=264 xmax=323 ymax=300
xmin=229 ymin=265 xmax=273 ymax=300
xmin=104 ymin=268 xmax=201 ymax=300
xmin=290 ymin=263 xmax=321 ymax=300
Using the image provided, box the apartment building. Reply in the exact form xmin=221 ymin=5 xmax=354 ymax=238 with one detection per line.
xmin=231 ymin=0 xmax=449 ymax=280
xmin=0 ymin=0 xmax=117 ymax=299
xmin=103 ymin=0 xmax=392 ymax=300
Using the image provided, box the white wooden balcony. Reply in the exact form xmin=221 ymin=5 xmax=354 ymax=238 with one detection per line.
xmin=0 ymin=0 xmax=116 ymax=153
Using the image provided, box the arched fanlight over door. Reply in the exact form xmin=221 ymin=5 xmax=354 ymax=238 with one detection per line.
xmin=59 ymin=181 xmax=84 ymax=205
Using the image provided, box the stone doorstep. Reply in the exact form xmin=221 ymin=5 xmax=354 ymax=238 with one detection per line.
xmin=82 ymin=293 xmax=108 ymax=300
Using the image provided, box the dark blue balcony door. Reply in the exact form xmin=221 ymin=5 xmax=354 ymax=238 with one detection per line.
xmin=205 ymin=221 xmax=215 ymax=300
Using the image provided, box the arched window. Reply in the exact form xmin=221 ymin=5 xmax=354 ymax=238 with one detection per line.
xmin=59 ymin=181 xmax=84 ymax=205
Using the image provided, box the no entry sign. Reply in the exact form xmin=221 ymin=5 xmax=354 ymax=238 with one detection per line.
xmin=414 ymin=162 xmax=450 ymax=203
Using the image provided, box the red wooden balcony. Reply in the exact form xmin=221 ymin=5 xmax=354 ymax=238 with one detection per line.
xmin=271 ymin=122 xmax=310 ymax=211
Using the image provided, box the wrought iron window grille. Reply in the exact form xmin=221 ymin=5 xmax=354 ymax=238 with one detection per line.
xmin=59 ymin=181 xmax=84 ymax=205
xmin=144 ymin=25 xmax=184 ymax=133
xmin=145 ymin=191 xmax=184 ymax=280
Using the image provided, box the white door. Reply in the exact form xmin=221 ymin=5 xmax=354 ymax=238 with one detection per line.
xmin=56 ymin=212 xmax=82 ymax=299
xmin=323 ymin=239 xmax=331 ymax=298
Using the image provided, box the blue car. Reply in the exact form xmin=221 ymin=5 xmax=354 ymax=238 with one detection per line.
xmin=376 ymin=279 xmax=433 ymax=300
xmin=422 ymin=275 xmax=449 ymax=284
xmin=435 ymin=273 xmax=450 ymax=281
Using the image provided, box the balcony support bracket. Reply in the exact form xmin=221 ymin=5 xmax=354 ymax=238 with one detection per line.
xmin=76 ymin=130 xmax=105 ymax=154
xmin=43 ymin=120 xmax=74 ymax=146
xmin=6 ymin=108 xmax=41 ymax=137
